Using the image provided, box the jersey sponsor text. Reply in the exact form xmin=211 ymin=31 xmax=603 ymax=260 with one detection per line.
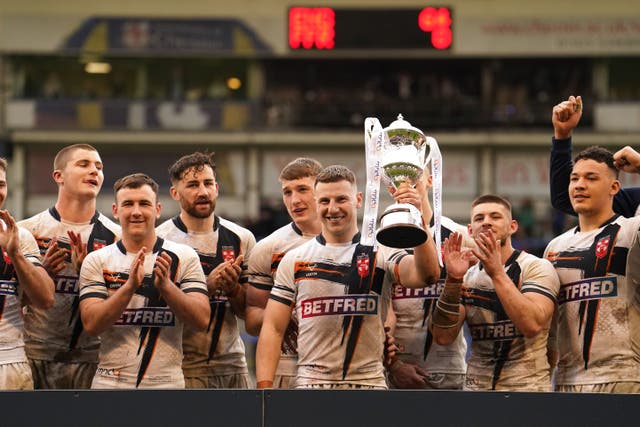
xmin=469 ymin=320 xmax=523 ymax=341
xmin=557 ymin=277 xmax=617 ymax=304
xmin=301 ymin=295 xmax=378 ymax=318
xmin=114 ymin=308 xmax=176 ymax=327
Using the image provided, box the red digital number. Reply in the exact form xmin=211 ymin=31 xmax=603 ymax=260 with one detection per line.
xmin=418 ymin=7 xmax=452 ymax=49
xmin=289 ymin=7 xmax=335 ymax=49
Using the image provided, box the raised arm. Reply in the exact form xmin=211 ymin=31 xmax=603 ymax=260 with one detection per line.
xmin=550 ymin=96 xmax=582 ymax=216
xmin=0 ymin=211 xmax=54 ymax=309
xmin=393 ymin=182 xmax=440 ymax=287
xmin=429 ymin=232 xmax=468 ymax=346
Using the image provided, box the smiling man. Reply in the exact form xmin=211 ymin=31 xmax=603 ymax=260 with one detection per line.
xmin=78 ymin=173 xmax=209 ymax=389
xmin=545 ymin=146 xmax=640 ymax=393
xmin=256 ymin=165 xmax=440 ymax=389
xmin=18 ymin=144 xmax=121 ymax=389
xmin=246 ymin=157 xmax=322 ymax=389
xmin=431 ymin=195 xmax=559 ymax=391
xmin=156 ymin=152 xmax=255 ymax=389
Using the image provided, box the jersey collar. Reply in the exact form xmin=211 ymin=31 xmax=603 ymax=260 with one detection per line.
xmin=171 ymin=214 xmax=220 ymax=233
xmin=49 ymin=206 xmax=99 ymax=224
xmin=116 ymin=237 xmax=164 ymax=254
xmin=316 ymin=232 xmax=361 ymax=245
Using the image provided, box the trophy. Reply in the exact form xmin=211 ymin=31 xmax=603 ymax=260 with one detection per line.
xmin=375 ymin=114 xmax=431 ymax=248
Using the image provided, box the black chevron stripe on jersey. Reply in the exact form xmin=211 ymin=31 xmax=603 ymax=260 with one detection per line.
xmin=135 ymin=239 xmax=179 ymax=388
xmin=173 ymin=215 xmax=244 ymax=363
xmin=551 ymin=223 xmax=621 ymax=369
xmin=340 ymin=244 xmax=384 ymax=379
xmin=490 ymin=250 xmax=522 ymax=390
xmin=70 ymin=214 xmax=117 ymax=351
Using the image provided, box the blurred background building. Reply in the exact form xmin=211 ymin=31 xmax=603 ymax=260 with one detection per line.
xmin=1 ymin=0 xmax=640 ymax=255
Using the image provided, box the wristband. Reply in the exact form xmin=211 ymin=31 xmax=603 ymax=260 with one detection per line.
xmin=257 ymin=380 xmax=273 ymax=389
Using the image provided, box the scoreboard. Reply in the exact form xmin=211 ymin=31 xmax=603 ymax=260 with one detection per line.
xmin=288 ymin=7 xmax=453 ymax=51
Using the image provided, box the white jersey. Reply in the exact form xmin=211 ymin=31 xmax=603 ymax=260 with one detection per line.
xmin=156 ymin=215 xmax=255 ymax=375
xmin=0 ymin=227 xmax=44 ymax=365
xmin=79 ymin=238 xmax=207 ymax=388
xmin=247 ymin=222 xmax=315 ymax=376
xmin=391 ymin=217 xmax=468 ymax=376
xmin=545 ymin=214 xmax=640 ymax=386
xmin=463 ymin=250 xmax=559 ymax=391
xmin=18 ymin=208 xmax=120 ymax=363
xmin=271 ymin=233 xmax=405 ymax=388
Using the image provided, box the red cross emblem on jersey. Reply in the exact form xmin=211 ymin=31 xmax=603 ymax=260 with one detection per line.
xmin=222 ymin=247 xmax=236 ymax=262
xmin=595 ymin=236 xmax=610 ymax=259
xmin=356 ymin=253 xmax=370 ymax=278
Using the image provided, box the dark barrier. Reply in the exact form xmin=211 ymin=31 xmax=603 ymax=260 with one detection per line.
xmin=1 ymin=389 xmax=638 ymax=427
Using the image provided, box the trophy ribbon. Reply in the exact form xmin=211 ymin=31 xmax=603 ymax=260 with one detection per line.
xmin=361 ymin=117 xmax=385 ymax=248
xmin=426 ymin=136 xmax=443 ymax=267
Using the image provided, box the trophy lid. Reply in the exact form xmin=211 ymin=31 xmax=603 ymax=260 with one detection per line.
xmin=383 ymin=114 xmax=427 ymax=146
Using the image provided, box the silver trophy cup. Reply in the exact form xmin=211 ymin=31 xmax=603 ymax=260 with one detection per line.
xmin=376 ymin=114 xmax=430 ymax=248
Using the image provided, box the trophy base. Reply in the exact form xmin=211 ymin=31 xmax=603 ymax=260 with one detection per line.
xmin=376 ymin=203 xmax=427 ymax=248
xmin=377 ymin=223 xmax=428 ymax=249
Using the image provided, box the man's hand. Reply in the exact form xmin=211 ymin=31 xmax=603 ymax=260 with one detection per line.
xmin=0 ymin=210 xmax=21 ymax=258
xmin=443 ymin=232 xmax=473 ymax=280
xmin=67 ymin=230 xmax=87 ymax=274
xmin=613 ymin=146 xmax=640 ymax=174
xmin=383 ymin=325 xmax=401 ymax=368
xmin=128 ymin=248 xmax=146 ymax=289
xmin=389 ymin=361 xmax=429 ymax=389
xmin=206 ymin=254 xmax=244 ymax=298
xmin=153 ymin=251 xmax=172 ymax=291
xmin=392 ymin=182 xmax=422 ymax=211
xmin=471 ymin=229 xmax=503 ymax=278
xmin=552 ymin=95 xmax=582 ymax=139
xmin=42 ymin=237 xmax=67 ymax=279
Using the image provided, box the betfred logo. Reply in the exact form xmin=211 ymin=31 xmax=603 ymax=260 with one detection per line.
xmin=221 ymin=247 xmax=236 ymax=262
xmin=393 ymin=280 xmax=443 ymax=299
xmin=55 ymin=275 xmax=79 ymax=294
xmin=557 ymin=277 xmax=618 ymax=304
xmin=301 ymin=295 xmax=378 ymax=318
xmin=356 ymin=253 xmax=370 ymax=278
xmin=595 ymin=236 xmax=611 ymax=259
xmin=470 ymin=320 xmax=522 ymax=341
xmin=114 ymin=307 xmax=176 ymax=326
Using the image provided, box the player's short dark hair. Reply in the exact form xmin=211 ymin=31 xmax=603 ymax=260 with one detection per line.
xmin=574 ymin=146 xmax=619 ymax=178
xmin=168 ymin=152 xmax=216 ymax=183
xmin=279 ymin=157 xmax=323 ymax=181
xmin=114 ymin=173 xmax=159 ymax=199
xmin=471 ymin=194 xmax=512 ymax=213
xmin=315 ymin=165 xmax=356 ymax=186
xmin=53 ymin=144 xmax=98 ymax=171
xmin=0 ymin=157 xmax=7 ymax=173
